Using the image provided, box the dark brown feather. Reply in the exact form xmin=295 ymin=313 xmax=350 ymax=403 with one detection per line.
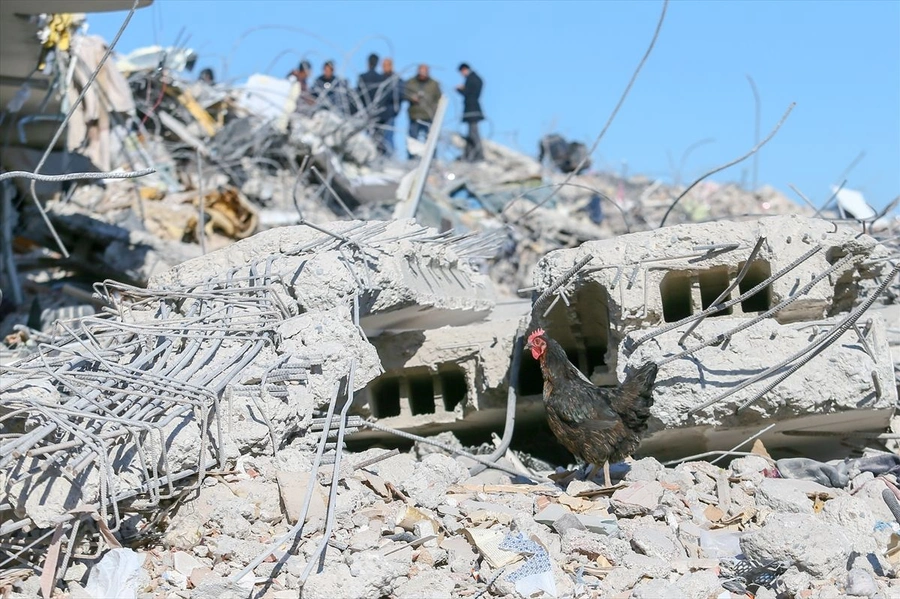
xmin=535 ymin=333 xmax=658 ymax=465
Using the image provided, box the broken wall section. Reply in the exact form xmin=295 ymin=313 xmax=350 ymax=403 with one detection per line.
xmin=529 ymin=215 xmax=896 ymax=460
xmin=149 ymin=218 xmax=496 ymax=336
xmin=530 ymin=215 xmax=890 ymax=382
xmin=355 ymin=316 xmax=526 ymax=435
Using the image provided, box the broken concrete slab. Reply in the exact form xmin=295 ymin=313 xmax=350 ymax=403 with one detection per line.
xmin=531 ymin=214 xmax=891 ymax=380
xmin=624 ymin=313 xmax=896 ymax=461
xmin=149 ymin=219 xmax=496 ymax=335
xmin=353 ymin=314 xmax=529 ymax=435
xmin=755 ymin=477 xmax=816 ymax=514
xmin=527 ymin=215 xmax=896 ymax=461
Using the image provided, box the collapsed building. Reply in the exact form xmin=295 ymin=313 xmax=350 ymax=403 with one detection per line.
xmin=1 ymin=2 xmax=899 ymax=597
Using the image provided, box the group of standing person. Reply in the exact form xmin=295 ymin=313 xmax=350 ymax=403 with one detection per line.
xmin=287 ymin=54 xmax=485 ymax=162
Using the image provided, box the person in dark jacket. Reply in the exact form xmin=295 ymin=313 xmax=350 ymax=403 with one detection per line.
xmin=311 ymin=60 xmax=353 ymax=115
xmin=357 ymin=53 xmax=390 ymax=153
xmin=456 ymin=63 xmax=484 ymax=162
xmin=404 ymin=64 xmax=442 ymax=158
xmin=377 ymin=57 xmax=402 ymax=156
xmin=357 ymin=53 xmax=385 ymax=116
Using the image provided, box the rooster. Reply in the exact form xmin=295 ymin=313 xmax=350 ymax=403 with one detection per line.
xmin=525 ymin=328 xmax=658 ymax=487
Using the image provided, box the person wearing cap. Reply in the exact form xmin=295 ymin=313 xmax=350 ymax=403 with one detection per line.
xmin=456 ymin=62 xmax=485 ymax=162
xmin=311 ymin=60 xmax=353 ymax=115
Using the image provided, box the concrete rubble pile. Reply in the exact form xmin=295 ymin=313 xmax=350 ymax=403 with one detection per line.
xmin=0 ymin=218 xmax=500 ymax=588
xmin=1 ymin=6 xmax=900 ymax=599
xmin=529 ymin=215 xmax=899 ymax=461
xmin=2 ymin=213 xmax=897 ymax=599
xmin=6 ymin=441 xmax=899 ymax=599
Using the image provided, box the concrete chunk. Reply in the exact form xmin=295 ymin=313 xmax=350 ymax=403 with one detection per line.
xmin=149 ymin=219 xmax=496 ymax=335
xmin=755 ymin=478 xmax=815 ymax=514
xmin=740 ymin=513 xmax=851 ymax=577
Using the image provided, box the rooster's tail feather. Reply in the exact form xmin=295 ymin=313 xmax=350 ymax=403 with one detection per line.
xmin=613 ymin=361 xmax=658 ymax=430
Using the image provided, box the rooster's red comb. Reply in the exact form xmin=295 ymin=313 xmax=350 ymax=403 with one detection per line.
xmin=527 ymin=328 xmax=545 ymax=343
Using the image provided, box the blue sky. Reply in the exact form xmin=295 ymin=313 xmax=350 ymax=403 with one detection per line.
xmin=90 ymin=0 xmax=900 ymax=212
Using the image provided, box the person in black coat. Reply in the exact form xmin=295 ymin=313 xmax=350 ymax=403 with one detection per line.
xmin=357 ymin=53 xmax=386 ymax=116
xmin=377 ymin=57 xmax=403 ymax=156
xmin=357 ymin=53 xmax=393 ymax=154
xmin=311 ymin=60 xmax=354 ymax=115
xmin=456 ymin=63 xmax=485 ymax=162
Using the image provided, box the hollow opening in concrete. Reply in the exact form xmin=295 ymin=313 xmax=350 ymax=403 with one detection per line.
xmin=408 ymin=372 xmax=435 ymax=415
xmin=738 ymin=260 xmax=772 ymax=312
xmin=517 ymin=356 xmax=544 ymax=396
xmin=826 ymin=246 xmax=847 ymax=265
xmin=660 ymin=271 xmax=692 ymax=322
xmin=438 ymin=364 xmax=467 ymax=412
xmin=371 ymin=377 xmax=400 ymax=418
xmin=534 ymin=281 xmax=612 ymax=380
xmin=699 ymin=267 xmax=733 ymax=317
xmin=576 ymin=282 xmax=610 ymax=375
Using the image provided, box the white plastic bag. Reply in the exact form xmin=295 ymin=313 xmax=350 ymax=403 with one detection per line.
xmin=83 ymin=548 xmax=146 ymax=599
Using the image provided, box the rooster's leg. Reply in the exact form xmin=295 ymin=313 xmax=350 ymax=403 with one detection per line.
xmin=603 ymin=461 xmax=611 ymax=488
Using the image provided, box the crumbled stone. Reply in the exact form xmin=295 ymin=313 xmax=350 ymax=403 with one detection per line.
xmin=631 ymin=577 xmax=689 ymax=599
xmin=301 ymin=564 xmax=366 ymax=599
xmin=631 ymin=526 xmax=685 ymax=562
xmin=401 ymin=454 xmax=468 ymax=510
xmin=820 ymin=494 xmax=878 ymax=553
xmin=173 ymin=551 xmax=204 ymax=577
xmin=207 ymin=535 xmax=267 ymax=565
xmin=849 ymin=481 xmax=897 ymax=524
xmin=578 ymin=513 xmax=618 ymax=536
xmin=812 ymin=584 xmax=847 ymax=599
xmin=597 ymin=566 xmax=644 ymax=595
xmin=624 ymin=457 xmax=665 ymax=482
xmin=348 ymin=553 xmax=409 ymax=598
xmin=621 ymin=553 xmax=671 ymax=578
xmin=845 ymin=567 xmax=879 ymax=597
xmin=394 ymin=570 xmax=456 ymax=599
xmin=675 ymin=569 xmax=723 ymax=599
xmin=730 ymin=455 xmax=771 ymax=478
xmin=611 ymin=480 xmax=664 ymax=516
xmin=755 ymin=478 xmax=814 ymax=514
xmin=566 ymin=479 xmax=603 ymax=496
xmin=63 ymin=563 xmax=87 ymax=582
xmin=190 ymin=577 xmax=251 ymax=599
xmin=659 ymin=467 xmax=695 ymax=491
xmin=276 ymin=471 xmax=328 ymax=530
xmin=440 ymin=536 xmax=477 ymax=573
xmin=349 ymin=525 xmax=382 ymax=552
xmin=551 ymin=512 xmax=586 ymax=535
xmin=534 ymin=502 xmax=569 ymax=524
xmin=365 ymin=451 xmax=418 ymax=483
xmin=741 ymin=513 xmax=851 ymax=577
